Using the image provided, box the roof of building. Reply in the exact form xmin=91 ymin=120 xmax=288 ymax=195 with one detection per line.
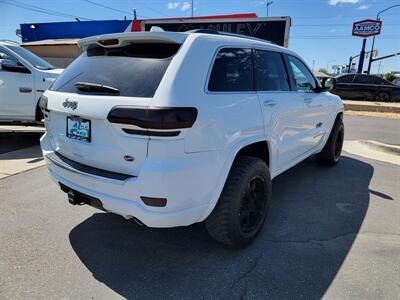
xmin=314 ymin=70 xmax=331 ymax=78
xmin=22 ymin=38 xmax=80 ymax=46
xmin=0 ymin=40 xmax=20 ymax=46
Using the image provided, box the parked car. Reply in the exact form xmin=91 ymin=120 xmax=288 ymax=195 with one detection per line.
xmin=331 ymin=73 xmax=400 ymax=102
xmin=0 ymin=41 xmax=63 ymax=124
xmin=393 ymin=78 xmax=400 ymax=87
xmin=40 ymin=30 xmax=344 ymax=247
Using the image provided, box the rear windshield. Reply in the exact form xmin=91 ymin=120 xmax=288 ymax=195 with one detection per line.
xmin=51 ymin=43 xmax=180 ymax=97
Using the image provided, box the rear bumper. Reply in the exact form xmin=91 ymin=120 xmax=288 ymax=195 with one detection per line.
xmin=40 ymin=132 xmax=221 ymax=228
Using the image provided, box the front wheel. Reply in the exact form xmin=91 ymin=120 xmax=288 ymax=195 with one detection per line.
xmin=205 ymin=156 xmax=272 ymax=247
xmin=315 ymin=118 xmax=344 ymax=166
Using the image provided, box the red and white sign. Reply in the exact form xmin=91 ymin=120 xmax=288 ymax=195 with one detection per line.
xmin=352 ymin=19 xmax=382 ymax=38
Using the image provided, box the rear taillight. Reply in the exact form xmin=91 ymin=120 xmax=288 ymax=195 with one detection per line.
xmin=107 ymin=107 xmax=198 ymax=130
xmin=38 ymin=95 xmax=48 ymax=113
xmin=98 ymin=39 xmax=119 ymax=46
xmin=38 ymin=95 xmax=50 ymax=120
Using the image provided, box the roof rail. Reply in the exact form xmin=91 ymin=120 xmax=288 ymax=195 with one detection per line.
xmin=186 ymin=29 xmax=275 ymax=45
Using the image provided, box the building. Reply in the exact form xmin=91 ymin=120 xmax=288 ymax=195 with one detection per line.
xmin=17 ymin=14 xmax=292 ymax=68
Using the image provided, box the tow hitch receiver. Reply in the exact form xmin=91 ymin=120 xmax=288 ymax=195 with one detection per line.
xmin=59 ymin=183 xmax=105 ymax=211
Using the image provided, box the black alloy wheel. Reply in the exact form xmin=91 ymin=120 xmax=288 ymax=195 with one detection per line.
xmin=239 ymin=176 xmax=268 ymax=235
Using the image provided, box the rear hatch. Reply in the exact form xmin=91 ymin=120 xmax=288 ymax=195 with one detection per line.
xmin=44 ymin=32 xmax=186 ymax=176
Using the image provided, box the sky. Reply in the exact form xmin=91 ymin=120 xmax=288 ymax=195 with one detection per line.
xmin=0 ymin=0 xmax=399 ymax=73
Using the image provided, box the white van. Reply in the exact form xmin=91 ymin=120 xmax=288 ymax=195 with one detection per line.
xmin=0 ymin=41 xmax=63 ymax=124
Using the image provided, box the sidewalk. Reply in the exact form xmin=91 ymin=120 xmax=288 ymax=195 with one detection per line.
xmin=343 ymin=100 xmax=400 ymax=113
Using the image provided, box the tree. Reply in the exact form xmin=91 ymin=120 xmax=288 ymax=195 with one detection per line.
xmin=318 ymin=68 xmax=329 ymax=75
xmin=383 ymin=73 xmax=397 ymax=82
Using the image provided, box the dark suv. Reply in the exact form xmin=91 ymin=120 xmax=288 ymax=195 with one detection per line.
xmin=331 ymin=74 xmax=400 ymax=102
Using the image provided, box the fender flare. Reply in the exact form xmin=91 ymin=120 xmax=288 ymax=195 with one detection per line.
xmin=197 ymin=135 xmax=271 ymax=222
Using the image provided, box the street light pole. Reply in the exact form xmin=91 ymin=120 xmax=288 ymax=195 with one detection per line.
xmin=267 ymin=0 xmax=273 ymax=17
xmin=191 ymin=0 xmax=194 ymax=17
xmin=327 ymin=60 xmax=335 ymax=73
xmin=367 ymin=5 xmax=400 ymax=74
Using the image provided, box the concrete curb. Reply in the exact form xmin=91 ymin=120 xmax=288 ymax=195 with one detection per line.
xmin=344 ymin=100 xmax=400 ymax=113
xmin=359 ymin=140 xmax=400 ymax=155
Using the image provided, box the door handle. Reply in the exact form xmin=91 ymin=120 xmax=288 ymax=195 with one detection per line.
xmin=19 ymin=87 xmax=32 ymax=93
xmin=304 ymin=97 xmax=313 ymax=104
xmin=263 ymin=100 xmax=278 ymax=107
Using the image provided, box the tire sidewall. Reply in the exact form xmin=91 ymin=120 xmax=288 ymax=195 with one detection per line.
xmin=332 ymin=122 xmax=344 ymax=163
xmin=229 ymin=162 xmax=272 ymax=243
xmin=375 ymin=91 xmax=391 ymax=102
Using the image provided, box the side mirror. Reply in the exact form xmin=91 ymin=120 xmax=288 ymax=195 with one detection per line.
xmin=0 ymin=59 xmax=31 ymax=74
xmin=322 ymin=77 xmax=336 ymax=91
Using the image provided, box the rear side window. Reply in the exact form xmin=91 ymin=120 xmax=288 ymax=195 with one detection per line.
xmin=51 ymin=43 xmax=180 ymax=97
xmin=208 ymin=48 xmax=254 ymax=92
xmin=353 ymin=75 xmax=375 ymax=84
xmin=374 ymin=77 xmax=390 ymax=85
xmin=254 ymin=50 xmax=290 ymax=91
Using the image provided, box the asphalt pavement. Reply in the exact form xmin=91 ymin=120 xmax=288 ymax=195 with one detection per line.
xmin=0 ymin=115 xmax=399 ymax=299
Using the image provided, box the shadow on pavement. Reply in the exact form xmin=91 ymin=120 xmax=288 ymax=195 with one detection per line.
xmin=0 ymin=131 xmax=44 ymax=155
xmin=69 ymin=156 xmax=373 ymax=299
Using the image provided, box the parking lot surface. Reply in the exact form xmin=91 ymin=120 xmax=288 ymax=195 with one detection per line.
xmin=0 ymin=115 xmax=399 ymax=299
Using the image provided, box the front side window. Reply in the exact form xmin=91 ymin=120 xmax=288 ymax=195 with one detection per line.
xmin=254 ymin=50 xmax=290 ymax=91
xmin=337 ymin=75 xmax=355 ymax=83
xmin=0 ymin=48 xmax=30 ymax=74
xmin=0 ymin=48 xmax=17 ymax=62
xmin=51 ymin=43 xmax=180 ymax=97
xmin=288 ymin=56 xmax=317 ymax=92
xmin=208 ymin=48 xmax=254 ymax=92
xmin=5 ymin=45 xmax=55 ymax=70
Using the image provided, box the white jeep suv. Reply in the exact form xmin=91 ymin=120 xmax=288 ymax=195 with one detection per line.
xmin=40 ymin=31 xmax=344 ymax=247
xmin=0 ymin=41 xmax=63 ymax=124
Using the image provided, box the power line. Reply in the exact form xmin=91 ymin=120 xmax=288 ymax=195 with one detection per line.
xmin=2 ymin=0 xmax=94 ymax=21
xmin=83 ymin=0 xmax=133 ymax=15
xmin=291 ymin=35 xmax=400 ymax=40
xmin=292 ymin=23 xmax=398 ymax=27
xmin=138 ymin=2 xmax=172 ymax=18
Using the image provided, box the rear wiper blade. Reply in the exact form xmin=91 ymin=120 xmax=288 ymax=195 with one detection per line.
xmin=74 ymin=82 xmax=120 ymax=94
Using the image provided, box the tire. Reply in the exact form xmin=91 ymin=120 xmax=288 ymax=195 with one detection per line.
xmin=374 ymin=91 xmax=391 ymax=102
xmin=205 ymin=156 xmax=272 ymax=247
xmin=315 ymin=118 xmax=344 ymax=166
xmin=35 ymin=102 xmax=44 ymax=123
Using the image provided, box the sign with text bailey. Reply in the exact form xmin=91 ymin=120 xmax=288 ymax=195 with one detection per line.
xmin=142 ymin=17 xmax=291 ymax=47
xmin=352 ymin=19 xmax=382 ymax=38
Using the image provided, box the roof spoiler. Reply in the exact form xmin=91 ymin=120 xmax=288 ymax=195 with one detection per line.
xmin=78 ymin=31 xmax=187 ymax=50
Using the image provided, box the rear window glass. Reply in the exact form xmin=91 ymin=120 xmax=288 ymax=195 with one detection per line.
xmin=51 ymin=43 xmax=180 ymax=97
xmin=208 ymin=48 xmax=254 ymax=92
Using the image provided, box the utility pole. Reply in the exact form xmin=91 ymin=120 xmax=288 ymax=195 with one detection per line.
xmin=357 ymin=38 xmax=367 ymax=74
xmin=267 ymin=0 xmax=273 ymax=17
xmin=367 ymin=5 xmax=400 ymax=74
xmin=348 ymin=54 xmax=360 ymax=73
xmin=133 ymin=8 xmax=137 ymax=20
xmin=191 ymin=0 xmax=194 ymax=17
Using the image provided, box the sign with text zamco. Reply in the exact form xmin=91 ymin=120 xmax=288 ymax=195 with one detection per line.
xmin=352 ymin=19 xmax=382 ymax=38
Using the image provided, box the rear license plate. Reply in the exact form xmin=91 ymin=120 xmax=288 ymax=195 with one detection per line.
xmin=66 ymin=117 xmax=91 ymax=143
